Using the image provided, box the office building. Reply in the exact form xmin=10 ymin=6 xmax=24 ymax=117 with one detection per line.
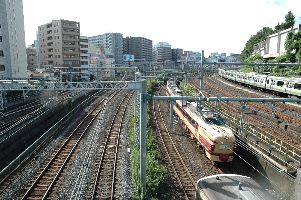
xmin=0 ymin=0 xmax=27 ymax=78
xmin=123 ymin=36 xmax=153 ymax=62
xmin=171 ymin=48 xmax=183 ymax=62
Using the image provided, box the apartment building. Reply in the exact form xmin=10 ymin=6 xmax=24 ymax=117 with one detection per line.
xmin=153 ymin=42 xmax=172 ymax=63
xmin=123 ymin=36 xmax=153 ymax=62
xmin=26 ymin=45 xmax=38 ymax=70
xmin=0 ymin=0 xmax=27 ymax=78
xmin=89 ymin=33 xmax=123 ymax=64
xmin=38 ymin=19 xmax=80 ymax=67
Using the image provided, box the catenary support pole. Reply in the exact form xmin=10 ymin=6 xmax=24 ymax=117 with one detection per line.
xmin=139 ymin=80 xmax=147 ymax=199
xmin=170 ymin=100 xmax=174 ymax=129
xmin=0 ymin=91 xmax=4 ymax=110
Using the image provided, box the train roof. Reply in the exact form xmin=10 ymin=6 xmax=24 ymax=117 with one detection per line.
xmin=197 ymin=174 xmax=275 ymax=200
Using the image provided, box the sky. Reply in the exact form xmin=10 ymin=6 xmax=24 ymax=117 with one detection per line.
xmin=23 ymin=0 xmax=301 ymax=56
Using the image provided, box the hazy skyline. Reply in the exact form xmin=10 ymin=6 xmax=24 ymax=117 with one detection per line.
xmin=23 ymin=0 xmax=301 ymax=56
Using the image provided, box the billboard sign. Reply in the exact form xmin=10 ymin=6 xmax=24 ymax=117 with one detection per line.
xmin=123 ymin=54 xmax=135 ymax=62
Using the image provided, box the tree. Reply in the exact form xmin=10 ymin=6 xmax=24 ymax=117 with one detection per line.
xmin=285 ymin=32 xmax=294 ymax=54
xmin=285 ymin=30 xmax=301 ymax=63
xmin=283 ymin=11 xmax=295 ymax=29
xmin=241 ymin=27 xmax=274 ymax=61
xmin=275 ymin=22 xmax=282 ymax=32
xmin=296 ymin=50 xmax=301 ymax=63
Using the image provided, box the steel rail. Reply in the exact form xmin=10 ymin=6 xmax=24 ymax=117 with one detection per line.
xmin=153 ymin=100 xmax=196 ymax=200
xmin=20 ymin=92 xmax=117 ymax=200
xmin=91 ymin=92 xmax=133 ymax=200
xmin=0 ymin=91 xmax=102 ymax=195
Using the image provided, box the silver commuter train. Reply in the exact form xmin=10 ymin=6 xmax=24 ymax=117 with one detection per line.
xmin=218 ymin=69 xmax=301 ymax=98
xmin=195 ymin=174 xmax=276 ymax=200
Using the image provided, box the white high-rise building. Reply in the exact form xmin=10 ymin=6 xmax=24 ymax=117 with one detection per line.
xmin=89 ymin=33 xmax=123 ymax=64
xmin=0 ymin=0 xmax=27 ymax=78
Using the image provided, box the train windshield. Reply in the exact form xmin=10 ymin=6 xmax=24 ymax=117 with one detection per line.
xmin=205 ymin=116 xmax=225 ymax=125
xmin=294 ymin=83 xmax=301 ymax=90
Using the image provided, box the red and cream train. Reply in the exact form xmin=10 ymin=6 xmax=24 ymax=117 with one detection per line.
xmin=166 ymin=80 xmax=235 ymax=162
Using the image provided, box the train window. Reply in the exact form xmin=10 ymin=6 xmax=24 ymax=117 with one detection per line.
xmin=276 ymin=81 xmax=284 ymax=86
xmin=294 ymin=83 xmax=301 ymax=90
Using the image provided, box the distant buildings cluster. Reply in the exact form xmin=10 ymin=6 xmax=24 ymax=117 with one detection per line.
xmin=207 ymin=52 xmax=241 ymax=63
xmin=0 ymin=0 xmax=240 ymax=80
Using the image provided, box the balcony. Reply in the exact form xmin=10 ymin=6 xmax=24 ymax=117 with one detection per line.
xmin=62 ymin=29 xmax=79 ymax=35
xmin=63 ymin=35 xmax=79 ymax=42
xmin=63 ymin=42 xmax=79 ymax=47
xmin=46 ymin=23 xmax=52 ymax=28
xmin=47 ymin=42 xmax=53 ymax=47
xmin=62 ymin=22 xmax=79 ymax=29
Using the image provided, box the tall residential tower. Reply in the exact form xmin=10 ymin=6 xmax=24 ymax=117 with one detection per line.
xmin=0 ymin=0 xmax=27 ymax=78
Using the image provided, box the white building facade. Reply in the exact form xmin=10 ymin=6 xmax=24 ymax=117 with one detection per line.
xmin=0 ymin=0 xmax=27 ymax=78
xmin=153 ymin=42 xmax=172 ymax=63
xmin=80 ymin=36 xmax=89 ymax=81
xmin=89 ymin=33 xmax=123 ymax=64
xmin=253 ymin=24 xmax=301 ymax=58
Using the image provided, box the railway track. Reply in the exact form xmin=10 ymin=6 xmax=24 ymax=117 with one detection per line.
xmin=204 ymin=76 xmax=301 ymax=147
xmin=19 ymin=91 xmax=117 ymax=200
xmin=89 ymin=91 xmax=133 ymax=200
xmin=193 ymin=77 xmax=301 ymax=170
xmin=153 ymin=100 xmax=196 ymax=200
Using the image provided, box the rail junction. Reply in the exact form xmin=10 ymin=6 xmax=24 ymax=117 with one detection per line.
xmin=0 ymin=56 xmax=300 ymax=199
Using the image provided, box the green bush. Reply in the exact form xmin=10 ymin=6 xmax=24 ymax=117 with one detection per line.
xmin=129 ymin=80 xmax=167 ymax=199
xmin=179 ymin=82 xmax=197 ymax=96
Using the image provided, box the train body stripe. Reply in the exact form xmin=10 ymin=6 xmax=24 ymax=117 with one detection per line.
xmin=173 ymin=101 xmax=214 ymax=151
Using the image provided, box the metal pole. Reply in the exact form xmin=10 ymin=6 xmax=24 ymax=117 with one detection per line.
xmin=0 ymin=91 xmax=4 ymax=110
xmin=296 ymin=169 xmax=301 ymax=200
xmin=170 ymin=100 xmax=174 ymax=129
xmin=200 ymin=50 xmax=204 ymax=91
xmin=139 ymin=80 xmax=147 ymax=199
xmin=240 ymin=103 xmax=246 ymax=137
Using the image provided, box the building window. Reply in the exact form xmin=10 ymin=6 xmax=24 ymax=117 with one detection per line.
xmin=0 ymin=65 xmax=5 ymax=71
xmin=0 ymin=36 xmax=2 ymax=42
xmin=0 ymin=50 xmax=4 ymax=57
